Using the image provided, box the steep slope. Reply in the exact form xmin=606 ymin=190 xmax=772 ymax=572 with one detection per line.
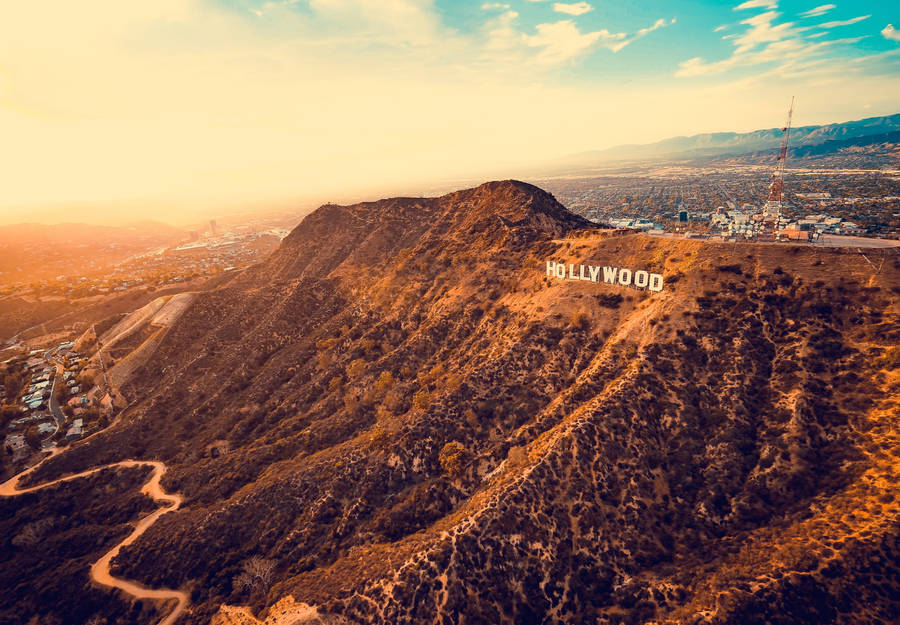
xmin=21 ymin=181 xmax=900 ymax=625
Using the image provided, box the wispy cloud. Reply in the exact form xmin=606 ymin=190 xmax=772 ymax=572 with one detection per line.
xmin=734 ymin=0 xmax=778 ymax=11
xmin=714 ymin=24 xmax=728 ymax=32
xmin=553 ymin=2 xmax=592 ymax=16
xmin=818 ymin=15 xmax=870 ymax=28
xmin=490 ymin=13 xmax=674 ymax=65
xmin=481 ymin=3 xmax=510 ymax=10
xmin=799 ymin=4 xmax=835 ymax=18
xmin=883 ymin=24 xmax=900 ymax=42
xmin=676 ymin=8 xmax=869 ymax=78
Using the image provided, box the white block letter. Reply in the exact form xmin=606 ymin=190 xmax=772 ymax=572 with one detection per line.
xmin=618 ymin=269 xmax=632 ymax=286
xmin=602 ymin=267 xmax=618 ymax=284
xmin=634 ymin=270 xmax=649 ymax=288
xmin=649 ymin=273 xmax=664 ymax=292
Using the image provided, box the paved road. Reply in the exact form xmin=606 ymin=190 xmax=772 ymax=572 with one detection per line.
xmin=645 ymin=231 xmax=900 ymax=248
xmin=47 ymin=363 xmax=66 ymax=427
xmin=816 ymin=235 xmax=900 ymax=249
xmin=0 ymin=455 xmax=188 ymax=625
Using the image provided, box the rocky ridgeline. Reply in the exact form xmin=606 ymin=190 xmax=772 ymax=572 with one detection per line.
xmin=20 ymin=181 xmax=900 ymax=625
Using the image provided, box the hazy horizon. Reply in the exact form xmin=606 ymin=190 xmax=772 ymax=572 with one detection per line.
xmin=3 ymin=0 xmax=899 ymax=226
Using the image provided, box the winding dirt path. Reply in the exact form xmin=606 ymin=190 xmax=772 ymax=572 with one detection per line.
xmin=0 ymin=453 xmax=188 ymax=625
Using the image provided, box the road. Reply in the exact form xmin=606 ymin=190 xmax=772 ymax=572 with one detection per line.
xmin=816 ymin=235 xmax=900 ymax=248
xmin=47 ymin=363 xmax=66 ymax=427
xmin=645 ymin=231 xmax=900 ymax=248
xmin=0 ymin=454 xmax=188 ymax=625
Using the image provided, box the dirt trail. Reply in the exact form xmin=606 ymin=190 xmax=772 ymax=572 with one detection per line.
xmin=0 ymin=453 xmax=188 ymax=625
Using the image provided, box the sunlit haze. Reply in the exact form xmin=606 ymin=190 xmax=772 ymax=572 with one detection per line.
xmin=2 ymin=0 xmax=898 ymax=224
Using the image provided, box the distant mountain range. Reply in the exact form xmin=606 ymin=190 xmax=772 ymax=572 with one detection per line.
xmin=556 ymin=113 xmax=900 ymax=169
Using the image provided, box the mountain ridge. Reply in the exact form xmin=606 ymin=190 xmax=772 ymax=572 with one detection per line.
xmin=559 ymin=113 xmax=900 ymax=165
xmin=10 ymin=180 xmax=900 ymax=625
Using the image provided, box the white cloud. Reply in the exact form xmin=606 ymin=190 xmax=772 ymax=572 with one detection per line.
xmin=799 ymin=4 xmax=835 ymax=18
xmin=602 ymin=17 xmax=675 ymax=53
xmin=635 ymin=17 xmax=675 ymax=38
xmin=524 ymin=20 xmax=606 ymax=63
xmin=883 ymin=24 xmax=900 ymax=42
xmin=496 ymin=14 xmax=673 ymax=64
xmin=553 ymin=2 xmax=592 ymax=16
xmin=732 ymin=11 xmax=799 ymax=53
xmin=714 ymin=24 xmax=728 ymax=32
xmin=818 ymin=15 xmax=870 ymax=28
xmin=481 ymin=2 xmax=509 ymax=10
xmin=483 ymin=9 xmax=522 ymax=54
xmin=675 ymin=8 xmax=873 ymax=78
xmin=734 ymin=0 xmax=777 ymax=11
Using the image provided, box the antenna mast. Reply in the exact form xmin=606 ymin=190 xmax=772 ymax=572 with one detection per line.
xmin=766 ymin=96 xmax=794 ymax=207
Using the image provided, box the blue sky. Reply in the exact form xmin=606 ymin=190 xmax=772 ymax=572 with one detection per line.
xmin=219 ymin=0 xmax=899 ymax=84
xmin=1 ymin=0 xmax=898 ymax=221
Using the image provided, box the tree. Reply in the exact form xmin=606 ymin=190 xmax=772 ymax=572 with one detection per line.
xmin=412 ymin=390 xmax=431 ymax=411
xmin=382 ymin=389 xmax=402 ymax=413
xmin=76 ymin=372 xmax=95 ymax=389
xmin=374 ymin=371 xmax=395 ymax=394
xmin=346 ymin=358 xmax=366 ymax=378
xmin=233 ymin=556 xmax=276 ymax=600
xmin=343 ymin=390 xmax=361 ymax=415
xmin=439 ymin=441 xmax=469 ymax=479
xmin=0 ymin=404 xmax=19 ymax=430
xmin=24 ymin=425 xmax=41 ymax=451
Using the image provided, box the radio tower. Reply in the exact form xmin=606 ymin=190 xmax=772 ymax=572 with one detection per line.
xmin=762 ymin=97 xmax=795 ymax=226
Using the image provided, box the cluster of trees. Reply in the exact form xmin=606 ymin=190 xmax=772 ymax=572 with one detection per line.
xmin=2 ymin=362 xmax=28 ymax=402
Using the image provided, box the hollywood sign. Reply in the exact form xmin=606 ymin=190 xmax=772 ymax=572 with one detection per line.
xmin=545 ymin=261 xmax=664 ymax=292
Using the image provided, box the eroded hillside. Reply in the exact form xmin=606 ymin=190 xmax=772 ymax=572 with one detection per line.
xmin=23 ymin=181 xmax=900 ymax=625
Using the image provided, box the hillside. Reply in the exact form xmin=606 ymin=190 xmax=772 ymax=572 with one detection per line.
xmin=14 ymin=181 xmax=900 ymax=625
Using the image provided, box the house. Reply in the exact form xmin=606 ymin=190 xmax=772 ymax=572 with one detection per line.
xmin=65 ymin=422 xmax=84 ymax=441
xmin=5 ymin=434 xmax=27 ymax=461
xmin=37 ymin=422 xmax=55 ymax=435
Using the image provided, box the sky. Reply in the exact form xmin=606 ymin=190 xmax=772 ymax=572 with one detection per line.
xmin=1 ymin=0 xmax=898 ymax=225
